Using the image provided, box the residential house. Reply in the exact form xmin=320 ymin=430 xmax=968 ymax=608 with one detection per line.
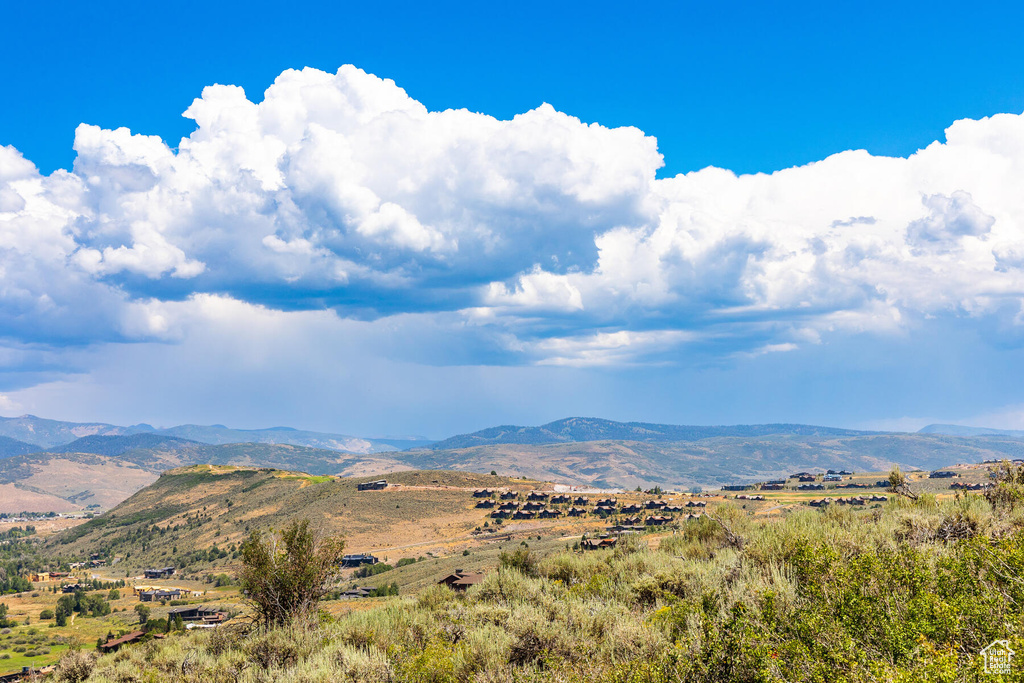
xmin=341 ymin=554 xmax=379 ymax=568
xmin=357 ymin=480 xmax=387 ymax=491
xmin=438 ymin=571 xmax=485 ymax=591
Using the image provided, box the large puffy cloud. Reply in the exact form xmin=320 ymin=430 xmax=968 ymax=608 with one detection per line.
xmin=2 ymin=64 xmax=1024 ymax=374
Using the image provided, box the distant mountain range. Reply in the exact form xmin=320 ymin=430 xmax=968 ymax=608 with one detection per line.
xmin=918 ymin=424 xmax=1024 ymax=438
xmin=0 ymin=414 xmax=433 ymax=454
xmin=427 ymin=417 xmax=875 ymax=450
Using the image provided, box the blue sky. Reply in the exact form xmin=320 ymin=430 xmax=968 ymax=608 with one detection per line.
xmin=1 ymin=1 xmax=1024 ymax=437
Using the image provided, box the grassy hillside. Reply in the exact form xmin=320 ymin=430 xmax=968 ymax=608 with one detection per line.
xmin=44 ymin=467 xmax=546 ymax=573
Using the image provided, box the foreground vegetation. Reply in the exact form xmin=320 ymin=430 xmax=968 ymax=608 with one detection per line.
xmin=49 ymin=475 xmax=1024 ymax=682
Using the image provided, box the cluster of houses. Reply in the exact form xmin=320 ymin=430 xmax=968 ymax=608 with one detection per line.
xmin=476 ymin=490 xmax=705 ymax=522
xmin=807 ymin=495 xmax=889 ymax=507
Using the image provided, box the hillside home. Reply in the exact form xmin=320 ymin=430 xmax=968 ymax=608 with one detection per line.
xmin=823 ymin=474 xmax=843 ymax=482
xmin=144 ymin=567 xmax=176 ymax=580
xmin=593 ymin=505 xmax=617 ymax=515
xmin=567 ymin=507 xmax=588 ymax=517
xmin=357 ymin=480 xmax=388 ymax=491
xmin=475 ymin=499 xmax=495 ymax=508
xmin=721 ymin=485 xmax=748 ymax=491
xmin=582 ymin=538 xmax=617 ymax=550
xmin=573 ymin=496 xmax=589 ymax=505
xmin=138 ymin=588 xmax=183 ymax=602
xmin=527 ymin=491 xmax=549 ymax=501
xmin=538 ymin=508 xmax=561 ymax=518
xmin=550 ymin=494 xmax=571 ymax=505
xmin=341 ymin=554 xmax=379 ymax=568
xmin=645 ymin=515 xmax=672 ymax=526
xmin=620 ymin=504 xmax=643 ymax=514
xmin=595 ymin=498 xmax=617 ymax=507
xmin=686 ymin=501 xmax=706 ymax=508
xmin=168 ymin=606 xmax=228 ymax=623
xmin=521 ymin=501 xmax=545 ymax=511
xmin=500 ymin=490 xmax=518 ymax=499
xmin=438 ymin=570 xmax=485 ymax=591
xmin=99 ymin=631 xmax=146 ymax=653
xmin=513 ymin=510 xmax=536 ymax=519
xmin=621 ymin=516 xmax=643 ymax=526
xmin=644 ymin=500 xmax=668 ymax=509
xmin=472 ymin=489 xmax=496 ymax=497
xmin=929 ymin=471 xmax=958 ymax=479
xmin=61 ymin=583 xmax=87 ymax=593
xmin=490 ymin=509 xmax=512 ymax=518
xmin=798 ymin=484 xmax=825 ymax=490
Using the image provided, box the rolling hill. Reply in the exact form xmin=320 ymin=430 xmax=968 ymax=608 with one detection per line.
xmin=45 ymin=466 xmax=532 ymax=573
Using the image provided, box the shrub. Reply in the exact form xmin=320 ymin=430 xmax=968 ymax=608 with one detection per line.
xmin=39 ymin=609 xmax=54 ymax=620
xmin=54 ymin=648 xmax=95 ymax=683
xmin=239 ymin=519 xmax=346 ymax=628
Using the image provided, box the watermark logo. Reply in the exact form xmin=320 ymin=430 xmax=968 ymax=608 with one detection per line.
xmin=982 ymin=640 xmax=1015 ymax=675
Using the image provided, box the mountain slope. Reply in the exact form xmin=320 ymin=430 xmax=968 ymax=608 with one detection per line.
xmin=0 ymin=435 xmax=40 ymax=459
xmin=429 ymin=417 xmax=874 ymax=450
xmin=45 ymin=433 xmax=200 ymax=456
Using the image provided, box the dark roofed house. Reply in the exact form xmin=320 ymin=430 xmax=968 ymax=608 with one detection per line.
xmin=644 ymin=500 xmax=668 ymax=510
xmin=538 ymin=508 xmax=561 ymax=518
xmin=797 ymin=474 xmax=817 ymax=482
xmin=438 ymin=570 xmax=485 ymax=591
xmin=168 ymin=605 xmax=228 ymax=623
xmin=357 ymin=480 xmax=388 ymax=491
xmin=621 ymin=515 xmax=643 ymax=526
xmin=472 ymin=488 xmax=496 ymax=498
xmin=527 ymin=491 xmax=549 ymax=501
xmin=593 ymin=505 xmax=616 ymax=515
xmin=522 ymin=501 xmax=545 ymax=511
xmin=567 ymin=506 xmax=588 ymax=517
xmin=500 ymin=490 xmax=518 ymax=499
xmin=620 ymin=504 xmax=643 ymax=514
xmin=341 ymin=554 xmax=379 ymax=568
xmin=645 ymin=515 xmax=672 ymax=526
xmin=138 ymin=588 xmax=182 ymax=602
xmin=721 ymin=485 xmax=748 ymax=492
xmin=475 ymin=499 xmax=496 ymax=508
xmin=550 ymin=494 xmax=571 ymax=505
xmin=99 ymin=630 xmax=146 ymax=653
xmin=573 ymin=496 xmax=589 ymax=505
xmin=685 ymin=501 xmax=706 ymax=508
xmin=513 ymin=510 xmax=536 ymax=519
xmin=595 ymin=498 xmax=617 ymax=507
xmin=929 ymin=471 xmax=958 ymax=479
xmin=144 ymin=567 xmax=176 ymax=580
xmin=490 ymin=509 xmax=512 ymax=519
xmin=582 ymin=537 xmax=617 ymax=550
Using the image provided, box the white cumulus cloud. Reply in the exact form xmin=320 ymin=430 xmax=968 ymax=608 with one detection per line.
xmin=1 ymin=64 xmax=1024 ymax=375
